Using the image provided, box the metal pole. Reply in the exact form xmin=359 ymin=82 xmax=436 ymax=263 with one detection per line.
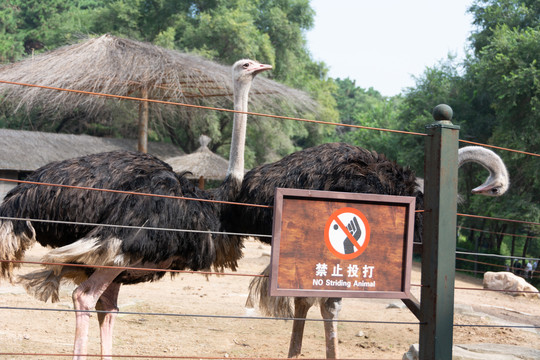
xmin=419 ymin=104 xmax=460 ymax=360
xmin=138 ymin=87 xmax=149 ymax=153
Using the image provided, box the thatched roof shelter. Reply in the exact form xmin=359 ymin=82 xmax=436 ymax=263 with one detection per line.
xmin=0 ymin=34 xmax=316 ymax=152
xmin=165 ymin=135 xmax=230 ymax=189
xmin=0 ymin=128 xmax=183 ymax=172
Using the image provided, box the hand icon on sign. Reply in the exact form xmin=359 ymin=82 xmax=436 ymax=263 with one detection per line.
xmin=325 ymin=207 xmax=370 ymax=260
xmin=343 ymin=216 xmax=362 ymax=254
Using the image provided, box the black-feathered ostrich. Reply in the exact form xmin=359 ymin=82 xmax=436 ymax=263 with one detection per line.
xmin=221 ymin=143 xmax=509 ymax=358
xmin=0 ymin=59 xmax=271 ymax=360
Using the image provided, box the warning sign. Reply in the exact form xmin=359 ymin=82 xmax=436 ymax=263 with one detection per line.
xmin=324 ymin=207 xmax=370 ymax=260
xmin=269 ymin=188 xmax=415 ymax=299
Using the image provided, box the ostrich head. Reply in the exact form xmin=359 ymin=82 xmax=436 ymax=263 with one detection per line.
xmin=414 ymin=146 xmax=510 ymax=197
xmin=459 ymin=146 xmax=509 ymax=196
xmin=232 ymin=59 xmax=273 ymax=89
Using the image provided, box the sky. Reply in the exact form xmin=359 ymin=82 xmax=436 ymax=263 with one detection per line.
xmin=306 ymin=0 xmax=476 ymax=96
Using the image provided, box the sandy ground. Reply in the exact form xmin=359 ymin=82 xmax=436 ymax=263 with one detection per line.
xmin=1 ymin=239 xmax=540 ymax=359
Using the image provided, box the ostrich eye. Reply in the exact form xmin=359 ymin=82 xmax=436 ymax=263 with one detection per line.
xmin=242 ymin=63 xmax=250 ymax=68
xmin=491 ymin=188 xmax=499 ymax=194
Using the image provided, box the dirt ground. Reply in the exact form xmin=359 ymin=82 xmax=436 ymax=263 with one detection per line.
xmin=1 ymin=239 xmax=540 ymax=359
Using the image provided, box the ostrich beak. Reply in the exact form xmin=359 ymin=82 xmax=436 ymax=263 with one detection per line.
xmin=250 ymin=63 xmax=272 ymax=75
xmin=471 ymin=183 xmax=499 ymax=196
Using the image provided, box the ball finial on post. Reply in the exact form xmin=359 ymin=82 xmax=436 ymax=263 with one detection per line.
xmin=432 ymin=104 xmax=453 ymax=123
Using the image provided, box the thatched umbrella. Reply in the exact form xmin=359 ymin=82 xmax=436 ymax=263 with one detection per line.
xmin=0 ymin=34 xmax=316 ymax=152
xmin=166 ymin=135 xmax=231 ymax=189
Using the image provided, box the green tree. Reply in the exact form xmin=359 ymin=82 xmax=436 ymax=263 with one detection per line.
xmin=331 ymin=78 xmax=403 ymax=163
xmin=86 ymin=0 xmax=315 ymax=86
xmin=0 ymin=1 xmax=24 ymax=62
xmin=467 ymin=25 xmax=540 ymax=229
xmin=469 ymin=0 xmax=540 ymax=54
xmin=460 ymin=0 xmax=540 ymax=256
xmin=397 ymin=56 xmax=469 ymax=174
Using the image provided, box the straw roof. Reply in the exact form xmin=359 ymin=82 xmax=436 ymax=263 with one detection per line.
xmin=0 ymin=129 xmax=183 ymax=172
xmin=0 ymin=34 xmax=316 ymax=121
xmin=165 ymin=135 xmax=230 ymax=180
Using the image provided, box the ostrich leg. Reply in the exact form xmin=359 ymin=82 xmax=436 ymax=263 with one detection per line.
xmin=72 ymin=268 xmax=123 ymax=360
xmin=288 ymin=297 xmax=312 ymax=358
xmin=321 ymin=297 xmax=342 ymax=359
xmin=96 ymin=282 xmax=121 ymax=360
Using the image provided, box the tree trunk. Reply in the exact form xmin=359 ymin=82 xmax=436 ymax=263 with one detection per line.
xmin=510 ymin=224 xmax=518 ymax=274
xmin=495 ymin=224 xmax=507 ymax=253
xmin=522 ymin=233 xmax=531 ymax=268
xmin=510 ymin=224 xmax=517 ymax=259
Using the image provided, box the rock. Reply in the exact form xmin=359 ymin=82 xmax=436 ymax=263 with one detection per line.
xmin=453 ymin=303 xmax=476 ymax=316
xmin=403 ymin=343 xmax=540 ymax=360
xmin=483 ymin=271 xmax=540 ymax=298
xmin=454 ymin=344 xmax=540 ymax=360
xmin=402 ymin=344 xmax=418 ymax=360
xmin=387 ymin=302 xmax=407 ymax=309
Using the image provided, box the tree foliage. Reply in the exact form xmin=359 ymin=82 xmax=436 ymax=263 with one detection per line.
xmin=330 ymin=78 xmax=403 ymax=165
xmin=459 ymin=0 xmax=539 ymax=261
xmin=469 ymin=0 xmax=540 ymax=54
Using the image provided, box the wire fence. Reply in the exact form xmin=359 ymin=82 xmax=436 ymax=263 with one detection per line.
xmin=0 ymin=80 xmax=539 ymax=359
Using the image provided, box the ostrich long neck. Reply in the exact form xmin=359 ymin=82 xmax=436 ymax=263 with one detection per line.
xmin=218 ymin=79 xmax=252 ymax=201
xmin=458 ymin=146 xmax=508 ymax=183
xmin=228 ymin=79 xmax=251 ymax=182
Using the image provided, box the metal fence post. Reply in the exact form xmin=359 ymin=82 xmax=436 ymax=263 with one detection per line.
xmin=419 ymin=104 xmax=460 ymax=359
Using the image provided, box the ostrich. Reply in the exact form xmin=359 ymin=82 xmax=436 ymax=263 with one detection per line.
xmin=459 ymin=145 xmax=509 ymax=196
xmin=414 ymin=145 xmax=509 ymax=201
xmin=0 ymin=59 xmax=271 ymax=360
xmin=221 ymin=143 xmax=509 ymax=358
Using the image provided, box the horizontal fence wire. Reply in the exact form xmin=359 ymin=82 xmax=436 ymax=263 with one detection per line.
xmin=458 ymin=139 xmax=540 ymax=158
xmin=456 ymin=267 xmax=488 ymax=275
xmin=456 ymin=251 xmax=540 ymax=262
xmin=456 ymin=256 xmax=523 ymax=272
xmin=0 ymin=80 xmax=428 ymax=137
xmin=456 ymin=267 xmax=539 ymax=281
xmin=454 ymin=285 xmax=540 ymax=295
xmin=457 ymin=213 xmax=540 ymax=227
xmin=0 ymin=215 xmax=272 ymax=241
xmin=0 ymin=258 xmax=265 ymax=277
xmin=0 ymin=177 xmax=272 ymax=209
xmin=0 ymin=354 xmax=396 ymax=360
xmin=0 ymin=306 xmax=421 ymax=326
xmin=458 ymin=226 xmax=540 ymax=240
xmin=3 ymin=79 xmax=540 ymax=158
xmin=2 ymin=303 xmax=537 ymax=332
xmin=453 ymin=323 xmax=540 ymax=329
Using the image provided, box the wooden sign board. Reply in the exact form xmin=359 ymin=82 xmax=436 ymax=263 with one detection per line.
xmin=269 ymin=188 xmax=415 ymax=299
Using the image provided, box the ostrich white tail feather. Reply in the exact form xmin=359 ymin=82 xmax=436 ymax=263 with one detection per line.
xmin=41 ymin=237 xmax=127 ymax=270
xmin=19 ymin=237 xmax=127 ymax=302
xmin=0 ymin=220 xmax=36 ymax=282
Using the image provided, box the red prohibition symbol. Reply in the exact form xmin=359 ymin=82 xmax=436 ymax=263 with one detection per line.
xmin=324 ymin=207 xmax=371 ymax=260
